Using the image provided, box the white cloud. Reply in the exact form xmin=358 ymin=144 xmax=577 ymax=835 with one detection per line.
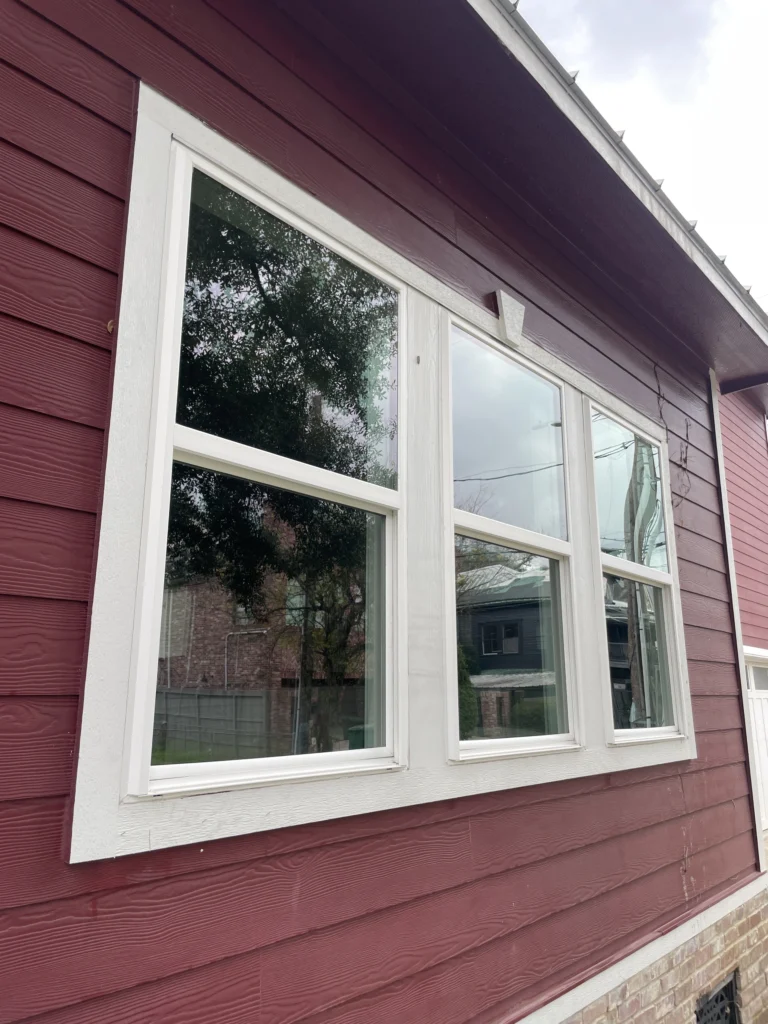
xmin=520 ymin=0 xmax=768 ymax=306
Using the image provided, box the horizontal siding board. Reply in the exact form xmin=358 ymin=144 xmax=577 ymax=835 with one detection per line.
xmin=687 ymin=660 xmax=740 ymax=696
xmin=677 ymin=559 xmax=730 ymax=602
xmin=0 ymin=139 xmax=124 ymax=270
xmin=0 ymin=798 xmax=751 ymax=1024
xmin=0 ymin=0 xmax=134 ymax=129
xmin=0 ymin=497 xmax=95 ymax=601
xmin=263 ymin=834 xmax=756 ymax=1024
xmin=672 ymin=499 xmax=722 ymax=545
xmin=676 ymin=528 xmax=727 ymax=574
xmin=18 ymin=950 xmax=262 ymax=1024
xmin=0 ymin=403 xmax=103 ymax=512
xmin=679 ymin=592 xmax=732 ymax=633
xmin=0 ymin=314 xmax=111 ymax=428
xmin=0 ymin=227 xmax=117 ymax=350
xmin=683 ymin=624 xmax=735 ymax=665
xmin=0 ymin=596 xmax=86 ymax=696
xmin=668 ymin=433 xmax=717 ymax=487
xmin=0 ymin=697 xmax=77 ymax=802
xmin=0 ymin=58 xmax=130 ymax=197
xmin=0 ymin=764 xmax=747 ymax=914
xmin=691 ymin=695 xmax=744 ymax=733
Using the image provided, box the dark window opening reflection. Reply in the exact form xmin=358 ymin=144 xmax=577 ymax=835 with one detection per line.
xmin=152 ymin=464 xmax=386 ymax=765
xmin=455 ymin=535 xmax=567 ymax=741
xmin=177 ymin=170 xmax=398 ymax=488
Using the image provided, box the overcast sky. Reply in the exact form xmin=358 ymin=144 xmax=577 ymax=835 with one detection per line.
xmin=520 ymin=0 xmax=768 ymax=308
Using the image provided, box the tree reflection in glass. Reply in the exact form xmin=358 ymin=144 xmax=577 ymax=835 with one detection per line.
xmin=178 ymin=170 xmax=398 ymax=487
xmin=152 ymin=171 xmax=397 ymax=766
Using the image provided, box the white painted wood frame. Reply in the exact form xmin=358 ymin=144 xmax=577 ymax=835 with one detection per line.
xmin=69 ymin=85 xmax=697 ymax=862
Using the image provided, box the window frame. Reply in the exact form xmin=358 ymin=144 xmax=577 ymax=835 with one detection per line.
xmin=441 ymin=316 xmax=693 ymax=764
xmin=69 ymin=85 xmax=696 ymax=863
xmin=583 ymin=399 xmax=691 ymax=746
xmin=124 ymin=145 xmax=406 ymax=798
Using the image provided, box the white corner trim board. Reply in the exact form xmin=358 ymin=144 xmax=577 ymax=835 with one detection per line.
xmin=69 ymin=83 xmax=697 ymax=862
xmin=513 ymin=873 xmax=768 ymax=1024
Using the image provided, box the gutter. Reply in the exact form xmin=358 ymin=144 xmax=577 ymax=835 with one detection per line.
xmin=466 ymin=0 xmax=768 ymax=358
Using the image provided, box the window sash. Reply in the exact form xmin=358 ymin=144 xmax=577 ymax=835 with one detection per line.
xmin=443 ymin=318 xmax=584 ymax=760
xmin=584 ymin=399 xmax=689 ymax=744
xmin=124 ymin=141 xmax=405 ymax=796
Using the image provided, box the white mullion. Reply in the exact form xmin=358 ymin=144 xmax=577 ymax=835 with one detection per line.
xmin=173 ymin=424 xmax=400 ymax=515
xmin=452 ymin=509 xmax=571 ymax=559
xmin=599 ymin=553 xmax=674 ymax=589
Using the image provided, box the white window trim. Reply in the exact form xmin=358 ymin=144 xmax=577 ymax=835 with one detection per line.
xmin=69 ymin=85 xmax=696 ymax=863
xmin=745 ymin=647 xmax=768 ymax=695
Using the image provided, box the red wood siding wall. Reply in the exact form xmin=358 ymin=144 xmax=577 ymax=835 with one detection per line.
xmin=720 ymin=390 xmax=768 ymax=649
xmin=0 ymin=1 xmax=758 ymax=1021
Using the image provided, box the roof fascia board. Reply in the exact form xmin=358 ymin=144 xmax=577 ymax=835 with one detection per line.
xmin=464 ymin=0 xmax=768 ymax=354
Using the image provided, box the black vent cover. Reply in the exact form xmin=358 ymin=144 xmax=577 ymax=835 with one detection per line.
xmin=695 ymin=973 xmax=740 ymax=1023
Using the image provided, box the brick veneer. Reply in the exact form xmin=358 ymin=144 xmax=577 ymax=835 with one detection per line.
xmin=560 ymin=889 xmax=768 ymax=1023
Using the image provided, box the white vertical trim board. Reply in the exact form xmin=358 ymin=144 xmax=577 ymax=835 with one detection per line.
xmin=709 ymin=370 xmax=766 ymax=871
xmin=512 ymin=873 xmax=768 ymax=1024
xmin=71 ymin=84 xmax=699 ymax=861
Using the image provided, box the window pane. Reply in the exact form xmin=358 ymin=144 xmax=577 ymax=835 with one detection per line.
xmin=592 ymin=411 xmax=667 ymax=569
xmin=455 ymin=535 xmax=568 ymax=741
xmin=752 ymin=666 xmax=768 ymax=691
xmin=178 ymin=170 xmax=398 ymax=487
xmin=152 ymin=463 xmax=386 ymax=765
xmin=451 ymin=326 xmax=566 ymax=538
xmin=604 ymin=573 xmax=674 ymax=729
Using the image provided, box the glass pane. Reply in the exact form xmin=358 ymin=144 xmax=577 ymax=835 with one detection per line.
xmin=455 ymin=534 xmax=568 ymax=741
xmin=178 ymin=170 xmax=398 ymax=488
xmin=592 ymin=411 xmax=667 ymax=569
xmin=604 ymin=573 xmax=674 ymax=729
xmin=152 ymin=463 xmax=386 ymax=765
xmin=752 ymin=666 xmax=768 ymax=691
xmin=451 ymin=325 xmax=566 ymax=538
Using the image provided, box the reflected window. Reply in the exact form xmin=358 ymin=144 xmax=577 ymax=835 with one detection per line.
xmin=592 ymin=411 xmax=667 ymax=569
xmin=455 ymin=534 xmax=567 ymax=741
xmin=178 ymin=170 xmax=398 ymax=488
xmin=152 ymin=465 xmax=386 ymax=765
xmin=604 ymin=573 xmax=673 ymax=729
xmin=452 ymin=326 xmax=566 ymax=538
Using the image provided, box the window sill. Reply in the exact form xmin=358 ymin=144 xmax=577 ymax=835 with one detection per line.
xmin=609 ymin=726 xmax=685 ymax=747
xmin=145 ymin=754 xmax=403 ymax=798
xmin=454 ymin=736 xmax=581 ymax=764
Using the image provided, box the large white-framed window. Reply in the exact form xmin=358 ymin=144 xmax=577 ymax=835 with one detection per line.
xmin=70 ymin=85 xmax=696 ymax=862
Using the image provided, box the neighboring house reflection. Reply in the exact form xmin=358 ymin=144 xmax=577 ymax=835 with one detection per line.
xmin=456 ymin=562 xmax=560 ymax=737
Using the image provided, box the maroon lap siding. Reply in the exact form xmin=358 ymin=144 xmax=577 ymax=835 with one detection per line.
xmin=720 ymin=390 xmax=768 ymax=648
xmin=0 ymin=0 xmax=757 ymax=1021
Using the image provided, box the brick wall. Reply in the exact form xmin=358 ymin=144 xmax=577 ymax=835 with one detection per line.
xmin=560 ymin=889 xmax=768 ymax=1023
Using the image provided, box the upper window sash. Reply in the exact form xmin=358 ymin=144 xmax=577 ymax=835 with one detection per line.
xmin=442 ymin=317 xmax=583 ymax=760
xmin=124 ymin=142 xmax=406 ymax=796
